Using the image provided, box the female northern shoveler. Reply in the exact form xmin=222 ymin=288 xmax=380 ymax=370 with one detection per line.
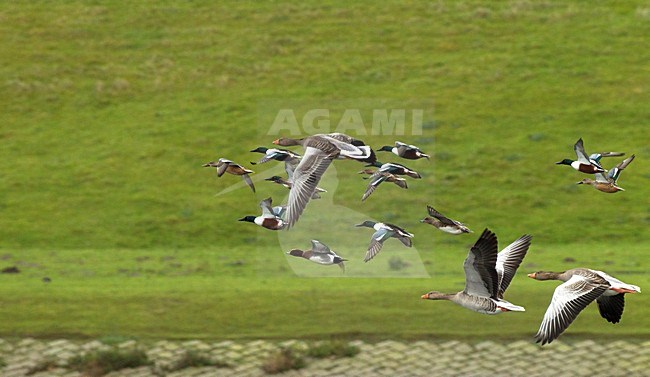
xmin=422 ymin=229 xmax=531 ymax=315
xmin=238 ymin=197 xmax=286 ymax=230
xmin=286 ymin=240 xmax=347 ymax=271
xmin=577 ymin=154 xmax=635 ymax=193
xmin=556 ymin=138 xmax=605 ymax=174
xmin=528 ymin=268 xmax=640 ymax=345
xmin=420 ymin=205 xmax=471 ymax=234
xmin=378 ymin=141 xmax=430 ymax=160
xmin=203 ymin=158 xmax=255 ymax=192
xmin=355 ymin=220 xmax=413 ymax=262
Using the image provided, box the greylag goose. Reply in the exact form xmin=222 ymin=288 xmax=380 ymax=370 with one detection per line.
xmin=577 ymin=154 xmax=635 ymax=193
xmin=421 ymin=229 xmax=531 ymax=314
xmin=420 ymin=205 xmax=472 ymax=234
xmin=203 ymin=158 xmax=255 ymax=193
xmin=556 ymin=138 xmax=605 ymax=174
xmin=273 ymin=133 xmax=374 ymax=228
xmin=287 ymin=240 xmax=347 ymax=271
xmin=528 ymin=268 xmax=640 ymax=345
xmin=355 ymin=221 xmax=413 ymax=262
xmin=378 ymin=141 xmax=430 ymax=160
xmin=238 ymin=197 xmax=286 ymax=230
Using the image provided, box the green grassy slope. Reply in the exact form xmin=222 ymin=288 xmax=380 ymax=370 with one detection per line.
xmin=0 ymin=1 xmax=648 ymax=340
xmin=1 ymin=1 xmax=648 ymax=249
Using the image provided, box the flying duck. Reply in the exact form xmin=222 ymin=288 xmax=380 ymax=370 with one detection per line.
xmin=273 ymin=133 xmax=375 ymax=228
xmin=238 ymin=197 xmax=286 ymax=230
xmin=420 ymin=206 xmax=471 ymax=234
xmin=528 ymin=268 xmax=640 ymax=345
xmin=556 ymin=138 xmax=606 ymax=174
xmin=378 ymin=141 xmax=430 ymax=160
xmin=355 ymin=220 xmax=413 ymax=262
xmin=287 ymin=240 xmax=347 ymax=271
xmin=421 ymin=229 xmax=531 ymax=315
xmin=578 ymin=154 xmax=635 ymax=193
xmin=203 ymin=158 xmax=255 ymax=193
xmin=250 ymin=147 xmax=301 ymax=177
xmin=358 ymin=170 xmax=408 ymax=201
xmin=367 ymin=161 xmax=422 ymax=179
xmin=265 ymin=176 xmax=326 ymax=199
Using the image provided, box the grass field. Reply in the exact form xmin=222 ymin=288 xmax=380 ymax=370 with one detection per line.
xmin=0 ymin=1 xmax=649 ymax=341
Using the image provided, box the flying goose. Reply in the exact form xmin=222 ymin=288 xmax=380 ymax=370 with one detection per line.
xmin=528 ymin=268 xmax=640 ymax=345
xmin=421 ymin=229 xmax=531 ymax=315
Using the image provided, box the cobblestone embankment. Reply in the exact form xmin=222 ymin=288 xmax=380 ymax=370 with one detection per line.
xmin=0 ymin=338 xmax=648 ymax=377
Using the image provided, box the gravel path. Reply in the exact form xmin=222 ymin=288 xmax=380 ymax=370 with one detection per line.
xmin=0 ymin=338 xmax=648 ymax=376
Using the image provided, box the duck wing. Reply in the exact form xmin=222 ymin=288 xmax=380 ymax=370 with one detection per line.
xmin=534 ymin=275 xmax=609 ymax=345
xmin=596 ymin=294 xmax=625 ymax=324
xmin=426 ymin=206 xmax=459 ymax=227
xmin=607 ymin=154 xmax=635 ymax=182
xmin=241 ymin=174 xmax=255 ymax=193
xmin=216 ymin=160 xmax=230 ymax=177
xmin=285 ymin=146 xmax=335 ymax=228
xmin=259 ymin=197 xmax=276 ymax=218
xmin=285 ymin=158 xmax=300 ymax=180
xmin=573 ymin=138 xmax=592 ymax=164
xmin=495 ymin=234 xmax=532 ymax=298
xmin=364 ymin=228 xmax=392 ymax=262
xmin=310 ymin=240 xmax=332 ymax=255
xmin=463 ymin=228 xmax=499 ymax=298
xmin=361 ymin=173 xmax=389 ymax=201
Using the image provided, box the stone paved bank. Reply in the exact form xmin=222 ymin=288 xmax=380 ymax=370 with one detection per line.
xmin=0 ymin=338 xmax=649 ymax=376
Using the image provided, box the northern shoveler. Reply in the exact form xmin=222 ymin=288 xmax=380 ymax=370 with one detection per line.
xmin=250 ymin=147 xmax=301 ymax=177
xmin=238 ymin=197 xmax=286 ymax=230
xmin=421 ymin=229 xmax=531 ymax=315
xmin=355 ymin=220 xmax=413 ymax=262
xmin=264 ymin=176 xmax=326 ymax=199
xmin=366 ymin=161 xmax=422 ymax=179
xmin=378 ymin=141 xmax=430 ymax=160
xmin=577 ymin=154 xmax=635 ymax=193
xmin=286 ymin=240 xmax=347 ymax=271
xmin=358 ymin=169 xmax=407 ymax=201
xmin=528 ymin=268 xmax=640 ymax=345
xmin=420 ymin=206 xmax=471 ymax=234
xmin=203 ymin=158 xmax=255 ymax=192
xmin=556 ymin=138 xmax=606 ymax=174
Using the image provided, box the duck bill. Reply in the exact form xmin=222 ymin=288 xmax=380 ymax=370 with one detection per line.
xmin=202 ymin=162 xmax=215 ymax=167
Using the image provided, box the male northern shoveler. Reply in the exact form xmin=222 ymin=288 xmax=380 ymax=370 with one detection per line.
xmin=358 ymin=169 xmax=407 ymax=201
xmin=250 ymin=147 xmax=301 ymax=177
xmin=420 ymin=206 xmax=471 ymax=234
xmin=556 ymin=138 xmax=606 ymax=174
xmin=286 ymin=240 xmax=347 ymax=271
xmin=355 ymin=220 xmax=413 ymax=262
xmin=367 ymin=161 xmax=422 ymax=179
xmin=273 ymin=133 xmax=375 ymax=228
xmin=421 ymin=229 xmax=531 ymax=315
xmin=238 ymin=197 xmax=286 ymax=230
xmin=378 ymin=141 xmax=430 ymax=160
xmin=578 ymin=154 xmax=635 ymax=193
xmin=203 ymin=158 xmax=255 ymax=193
xmin=264 ymin=176 xmax=326 ymax=199
xmin=528 ymin=268 xmax=640 ymax=345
